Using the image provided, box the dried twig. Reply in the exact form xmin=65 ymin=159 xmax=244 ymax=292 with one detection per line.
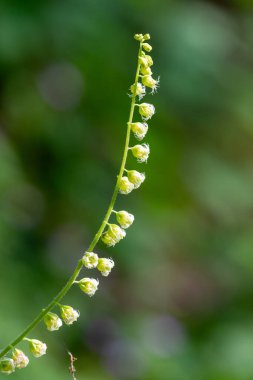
xmin=68 ymin=351 xmax=77 ymax=380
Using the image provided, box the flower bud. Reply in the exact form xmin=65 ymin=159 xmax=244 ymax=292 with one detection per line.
xmin=130 ymin=82 xmax=145 ymax=97
xmin=134 ymin=34 xmax=143 ymax=42
xmin=138 ymin=103 xmax=155 ymax=120
xmin=82 ymin=251 xmax=98 ymax=269
xmin=44 ymin=312 xmax=62 ymax=331
xmin=138 ymin=56 xmax=148 ymax=67
xmin=130 ymin=144 xmax=150 ymax=163
xmin=12 ymin=348 xmax=29 ymax=369
xmin=142 ymin=76 xmax=159 ymax=93
xmin=140 ymin=66 xmax=152 ymax=76
xmin=78 ymin=278 xmax=99 ymax=297
xmin=143 ymin=33 xmax=151 ymax=40
xmin=101 ymin=232 xmax=116 ymax=247
xmin=119 ymin=176 xmax=134 ymax=194
xmin=116 ymin=210 xmax=134 ymax=228
xmin=142 ymin=43 xmax=152 ymax=52
xmin=97 ymin=258 xmax=115 ymax=276
xmin=102 ymin=223 xmax=126 ymax=246
xmin=131 ymin=122 xmax=148 ymax=140
xmin=145 ymin=55 xmax=153 ymax=66
xmin=127 ymin=170 xmax=145 ymax=188
xmin=59 ymin=305 xmax=80 ymax=325
xmin=108 ymin=223 xmax=126 ymax=239
xmin=26 ymin=339 xmax=47 ymax=358
xmin=0 ymin=358 xmax=15 ymax=374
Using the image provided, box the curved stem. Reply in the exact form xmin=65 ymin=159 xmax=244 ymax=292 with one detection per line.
xmin=0 ymin=42 xmax=143 ymax=358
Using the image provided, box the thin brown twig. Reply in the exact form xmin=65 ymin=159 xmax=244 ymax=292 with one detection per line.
xmin=68 ymin=351 xmax=77 ymax=380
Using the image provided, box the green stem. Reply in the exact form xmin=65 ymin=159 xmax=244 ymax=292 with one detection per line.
xmin=0 ymin=42 xmax=143 ymax=359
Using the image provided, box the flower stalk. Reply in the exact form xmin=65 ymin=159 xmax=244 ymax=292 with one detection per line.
xmin=0 ymin=33 xmax=157 ymax=371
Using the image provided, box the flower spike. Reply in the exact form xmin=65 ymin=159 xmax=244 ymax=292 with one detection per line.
xmin=0 ymin=33 xmax=159 ymax=373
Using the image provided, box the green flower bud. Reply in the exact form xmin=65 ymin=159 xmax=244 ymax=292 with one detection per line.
xmin=138 ymin=56 xmax=148 ymax=67
xmin=119 ymin=176 xmax=134 ymax=194
xmin=138 ymin=103 xmax=155 ymax=120
xmin=26 ymin=339 xmax=47 ymax=358
xmin=97 ymin=258 xmax=115 ymax=276
xmin=82 ymin=251 xmax=98 ymax=269
xmin=142 ymin=43 xmax=152 ymax=52
xmin=44 ymin=312 xmax=62 ymax=331
xmin=59 ymin=305 xmax=80 ymax=325
xmin=140 ymin=66 xmax=152 ymax=76
xmin=134 ymin=34 xmax=144 ymax=42
xmin=116 ymin=210 xmax=134 ymax=229
xmin=0 ymin=358 xmax=15 ymax=374
xmin=12 ymin=348 xmax=29 ymax=369
xmin=78 ymin=278 xmax=99 ymax=297
xmin=145 ymin=55 xmax=153 ymax=66
xmin=130 ymin=144 xmax=150 ymax=163
xmin=143 ymin=33 xmax=151 ymax=40
xmin=127 ymin=170 xmax=145 ymax=189
xmin=131 ymin=122 xmax=148 ymax=140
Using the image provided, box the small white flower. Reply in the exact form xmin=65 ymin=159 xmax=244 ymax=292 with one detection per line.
xmin=44 ymin=312 xmax=62 ymax=332
xmin=116 ymin=210 xmax=134 ymax=229
xmin=130 ymin=144 xmax=150 ymax=163
xmin=127 ymin=170 xmax=145 ymax=188
xmin=119 ymin=176 xmax=134 ymax=194
xmin=59 ymin=305 xmax=80 ymax=325
xmin=0 ymin=358 xmax=15 ymax=374
xmin=78 ymin=278 xmax=99 ymax=297
xmin=82 ymin=251 xmax=99 ymax=269
xmin=138 ymin=103 xmax=155 ymax=120
xmin=26 ymin=339 xmax=47 ymax=358
xmin=101 ymin=232 xmax=116 ymax=247
xmin=130 ymin=122 xmax=148 ymax=140
xmin=97 ymin=258 xmax=115 ymax=276
xmin=142 ymin=76 xmax=159 ymax=94
xmin=12 ymin=349 xmax=29 ymax=369
xmin=130 ymin=82 xmax=145 ymax=98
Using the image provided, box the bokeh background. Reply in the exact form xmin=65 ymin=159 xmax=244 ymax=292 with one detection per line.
xmin=1 ymin=0 xmax=253 ymax=379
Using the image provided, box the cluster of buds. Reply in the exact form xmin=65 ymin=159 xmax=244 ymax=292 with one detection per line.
xmin=0 ymin=338 xmax=47 ymax=374
xmin=0 ymin=302 xmax=81 ymax=374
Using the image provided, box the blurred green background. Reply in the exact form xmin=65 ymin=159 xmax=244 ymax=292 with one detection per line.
xmin=1 ymin=0 xmax=253 ymax=379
